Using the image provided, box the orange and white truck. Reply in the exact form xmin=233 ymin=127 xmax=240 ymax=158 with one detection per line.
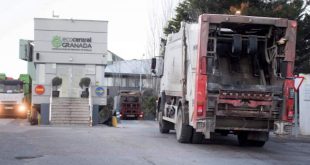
xmin=0 ymin=74 xmax=31 ymax=118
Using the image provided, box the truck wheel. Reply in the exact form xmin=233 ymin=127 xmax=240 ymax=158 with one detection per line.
xmin=159 ymin=111 xmax=170 ymax=133
xmin=27 ymin=113 xmax=31 ymax=122
xmin=29 ymin=110 xmax=38 ymax=125
xmin=237 ymin=132 xmax=249 ymax=146
xmin=192 ymin=130 xmax=204 ymax=144
xmin=20 ymin=114 xmax=27 ymax=119
xmin=30 ymin=117 xmax=38 ymax=125
xmin=249 ymin=140 xmax=266 ymax=147
xmin=158 ymin=93 xmax=171 ymax=134
xmin=176 ymin=107 xmax=192 ymax=143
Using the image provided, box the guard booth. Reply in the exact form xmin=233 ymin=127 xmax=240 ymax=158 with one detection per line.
xmin=20 ymin=18 xmax=108 ymax=126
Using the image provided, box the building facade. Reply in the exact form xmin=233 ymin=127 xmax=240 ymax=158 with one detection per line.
xmin=104 ymin=59 xmax=156 ymax=98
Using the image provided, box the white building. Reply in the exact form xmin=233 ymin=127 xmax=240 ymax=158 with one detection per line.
xmin=20 ymin=18 xmax=108 ymax=125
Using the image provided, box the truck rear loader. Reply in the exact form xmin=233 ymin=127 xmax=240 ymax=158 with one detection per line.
xmin=152 ymin=14 xmax=297 ymax=146
xmin=115 ymin=90 xmax=143 ymax=120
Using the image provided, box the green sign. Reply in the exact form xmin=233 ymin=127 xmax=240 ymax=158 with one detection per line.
xmin=51 ymin=35 xmax=92 ymax=51
xmin=52 ymin=36 xmax=62 ymax=48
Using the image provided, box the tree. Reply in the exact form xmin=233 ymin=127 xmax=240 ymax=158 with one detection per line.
xmin=295 ymin=13 xmax=310 ymax=73
xmin=164 ymin=0 xmax=310 ymax=73
xmin=147 ymin=0 xmax=178 ymax=58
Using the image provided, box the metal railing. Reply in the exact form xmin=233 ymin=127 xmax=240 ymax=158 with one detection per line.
xmin=88 ymin=86 xmax=93 ymax=126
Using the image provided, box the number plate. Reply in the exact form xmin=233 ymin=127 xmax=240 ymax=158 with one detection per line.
xmin=4 ymin=107 xmax=14 ymax=110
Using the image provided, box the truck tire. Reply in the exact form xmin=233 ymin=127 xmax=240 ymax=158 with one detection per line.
xmin=176 ymin=107 xmax=192 ymax=143
xmin=249 ymin=140 xmax=266 ymax=147
xmin=237 ymin=132 xmax=249 ymax=146
xmin=99 ymin=106 xmax=112 ymax=124
xmin=158 ymin=111 xmax=170 ymax=134
xmin=20 ymin=114 xmax=27 ymax=119
xmin=30 ymin=117 xmax=38 ymax=125
xmin=238 ymin=132 xmax=267 ymax=147
xmin=29 ymin=107 xmax=39 ymax=125
xmin=192 ymin=130 xmax=204 ymax=144
xmin=158 ymin=93 xmax=171 ymax=133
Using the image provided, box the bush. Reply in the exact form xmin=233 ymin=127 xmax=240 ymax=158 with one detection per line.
xmin=141 ymin=89 xmax=157 ymax=120
xmin=79 ymin=77 xmax=91 ymax=89
xmin=52 ymin=77 xmax=62 ymax=87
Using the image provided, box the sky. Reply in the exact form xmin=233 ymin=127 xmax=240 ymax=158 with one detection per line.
xmin=5 ymin=0 xmax=306 ymax=79
xmin=0 ymin=0 xmax=178 ymax=78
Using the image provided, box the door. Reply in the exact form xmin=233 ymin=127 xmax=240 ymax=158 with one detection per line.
xmin=56 ymin=64 xmax=85 ymax=98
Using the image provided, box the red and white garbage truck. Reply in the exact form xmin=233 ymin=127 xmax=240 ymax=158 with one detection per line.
xmin=152 ymin=14 xmax=297 ymax=146
xmin=114 ymin=90 xmax=143 ymax=120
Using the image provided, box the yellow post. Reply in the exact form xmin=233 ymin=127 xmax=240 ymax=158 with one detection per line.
xmin=112 ymin=116 xmax=118 ymax=127
xmin=38 ymin=113 xmax=41 ymax=125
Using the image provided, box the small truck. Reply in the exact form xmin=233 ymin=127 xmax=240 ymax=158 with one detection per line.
xmin=115 ymin=90 xmax=143 ymax=120
xmin=0 ymin=74 xmax=31 ymax=118
xmin=152 ymin=14 xmax=297 ymax=146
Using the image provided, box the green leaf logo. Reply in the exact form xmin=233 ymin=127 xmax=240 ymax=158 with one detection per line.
xmin=52 ymin=36 xmax=62 ymax=48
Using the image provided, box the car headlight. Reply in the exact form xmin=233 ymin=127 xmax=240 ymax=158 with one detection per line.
xmin=18 ymin=104 xmax=26 ymax=112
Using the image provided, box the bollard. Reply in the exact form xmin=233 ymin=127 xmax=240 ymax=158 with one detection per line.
xmin=38 ymin=113 xmax=41 ymax=125
xmin=112 ymin=116 xmax=118 ymax=127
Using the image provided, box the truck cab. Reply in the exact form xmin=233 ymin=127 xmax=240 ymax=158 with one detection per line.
xmin=0 ymin=80 xmax=27 ymax=118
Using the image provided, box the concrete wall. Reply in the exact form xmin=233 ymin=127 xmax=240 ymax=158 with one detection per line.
xmin=298 ymin=74 xmax=310 ymax=135
xmin=34 ymin=18 xmax=108 ymax=65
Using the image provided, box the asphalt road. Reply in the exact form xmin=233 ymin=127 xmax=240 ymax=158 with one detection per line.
xmin=0 ymin=119 xmax=309 ymax=165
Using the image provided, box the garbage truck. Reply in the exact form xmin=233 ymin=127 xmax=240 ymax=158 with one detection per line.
xmin=114 ymin=90 xmax=143 ymax=120
xmin=152 ymin=14 xmax=297 ymax=146
xmin=0 ymin=73 xmax=31 ymax=118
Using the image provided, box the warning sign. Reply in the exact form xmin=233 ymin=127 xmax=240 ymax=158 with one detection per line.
xmin=294 ymin=76 xmax=305 ymax=92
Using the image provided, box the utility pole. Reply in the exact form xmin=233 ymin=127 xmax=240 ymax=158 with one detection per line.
xmin=139 ymin=54 xmax=145 ymax=92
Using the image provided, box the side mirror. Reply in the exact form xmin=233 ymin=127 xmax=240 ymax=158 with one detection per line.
xmin=19 ymin=39 xmax=33 ymax=62
xmin=29 ymin=44 xmax=33 ymax=61
xmin=151 ymin=58 xmax=164 ymax=77
xmin=36 ymin=53 xmax=40 ymax=60
xmin=151 ymin=58 xmax=156 ymax=70
xmin=151 ymin=58 xmax=157 ymax=74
